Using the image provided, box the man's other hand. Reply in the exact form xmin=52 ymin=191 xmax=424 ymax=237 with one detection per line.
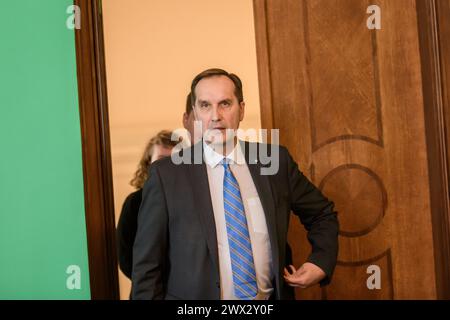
xmin=283 ymin=262 xmax=326 ymax=288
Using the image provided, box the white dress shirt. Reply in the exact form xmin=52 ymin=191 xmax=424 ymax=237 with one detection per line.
xmin=203 ymin=141 xmax=274 ymax=300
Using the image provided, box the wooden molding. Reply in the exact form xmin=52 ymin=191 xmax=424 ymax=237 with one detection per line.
xmin=74 ymin=0 xmax=119 ymax=300
xmin=416 ymin=0 xmax=450 ymax=299
xmin=253 ymin=0 xmax=275 ymax=130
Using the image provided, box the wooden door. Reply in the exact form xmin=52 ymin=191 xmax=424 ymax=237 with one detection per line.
xmin=254 ymin=0 xmax=450 ymax=299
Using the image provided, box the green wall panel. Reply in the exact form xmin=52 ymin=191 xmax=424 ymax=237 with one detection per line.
xmin=0 ymin=0 xmax=91 ymax=299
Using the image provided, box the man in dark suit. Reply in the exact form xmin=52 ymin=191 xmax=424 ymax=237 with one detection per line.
xmin=132 ymin=68 xmax=339 ymax=300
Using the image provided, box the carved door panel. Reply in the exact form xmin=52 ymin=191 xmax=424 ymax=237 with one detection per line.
xmin=254 ymin=0 xmax=442 ymax=299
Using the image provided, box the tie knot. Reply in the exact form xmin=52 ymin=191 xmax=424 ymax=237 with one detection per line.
xmin=220 ymin=158 xmax=231 ymax=168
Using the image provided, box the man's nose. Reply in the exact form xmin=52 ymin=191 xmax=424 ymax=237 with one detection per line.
xmin=211 ymin=105 xmax=221 ymax=122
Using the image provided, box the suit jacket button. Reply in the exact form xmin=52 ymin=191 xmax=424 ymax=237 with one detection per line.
xmin=216 ymin=282 xmax=220 ymax=288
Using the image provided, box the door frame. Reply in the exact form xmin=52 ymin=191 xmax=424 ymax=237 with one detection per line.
xmin=74 ymin=0 xmax=119 ymax=300
xmin=72 ymin=0 xmax=450 ymax=299
xmin=416 ymin=0 xmax=450 ymax=299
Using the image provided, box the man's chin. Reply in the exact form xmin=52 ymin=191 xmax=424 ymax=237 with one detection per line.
xmin=204 ymin=132 xmax=236 ymax=152
xmin=204 ymin=130 xmax=227 ymax=142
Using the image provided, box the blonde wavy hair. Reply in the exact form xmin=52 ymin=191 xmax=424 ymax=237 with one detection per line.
xmin=130 ymin=130 xmax=178 ymax=189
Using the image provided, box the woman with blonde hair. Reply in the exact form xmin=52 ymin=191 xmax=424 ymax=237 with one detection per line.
xmin=116 ymin=130 xmax=178 ymax=282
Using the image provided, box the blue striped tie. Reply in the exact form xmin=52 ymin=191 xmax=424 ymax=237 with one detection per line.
xmin=221 ymin=159 xmax=257 ymax=300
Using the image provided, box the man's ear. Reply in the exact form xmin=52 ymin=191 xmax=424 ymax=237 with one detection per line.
xmin=239 ymin=101 xmax=245 ymax=121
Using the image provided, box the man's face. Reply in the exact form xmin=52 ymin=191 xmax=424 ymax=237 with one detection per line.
xmin=193 ymin=75 xmax=245 ymax=146
xmin=151 ymin=144 xmax=173 ymax=163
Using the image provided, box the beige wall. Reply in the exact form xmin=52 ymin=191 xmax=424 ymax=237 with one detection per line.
xmin=102 ymin=0 xmax=261 ymax=299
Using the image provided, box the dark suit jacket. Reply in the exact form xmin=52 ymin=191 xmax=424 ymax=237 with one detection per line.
xmin=132 ymin=141 xmax=339 ymax=300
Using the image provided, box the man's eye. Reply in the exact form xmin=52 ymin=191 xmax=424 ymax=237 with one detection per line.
xmin=200 ymin=103 xmax=209 ymax=108
xmin=221 ymin=102 xmax=230 ymax=107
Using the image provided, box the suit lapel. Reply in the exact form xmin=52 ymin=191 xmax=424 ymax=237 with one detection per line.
xmin=187 ymin=143 xmax=220 ymax=275
xmin=242 ymin=141 xmax=280 ymax=292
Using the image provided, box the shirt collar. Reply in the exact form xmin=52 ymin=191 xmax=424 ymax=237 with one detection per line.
xmin=203 ymin=140 xmax=246 ymax=168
